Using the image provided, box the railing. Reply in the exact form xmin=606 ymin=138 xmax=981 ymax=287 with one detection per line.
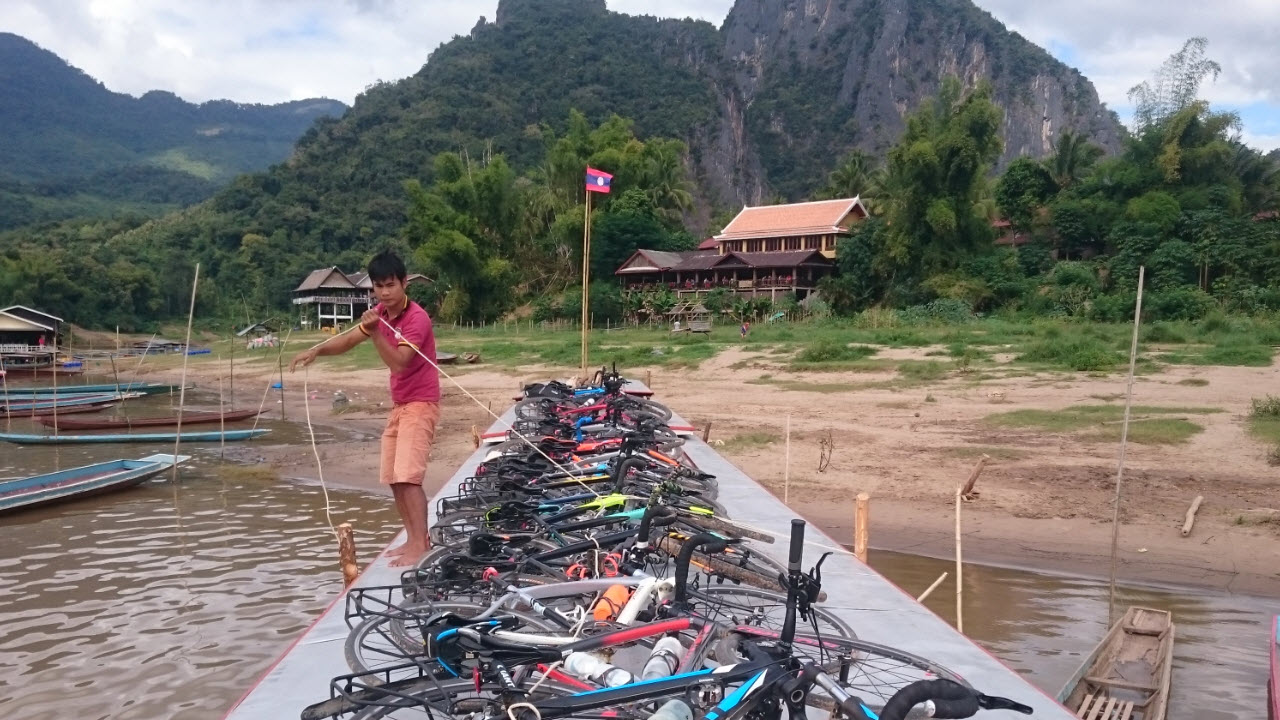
xmin=0 ymin=344 xmax=49 ymax=354
xmin=293 ymin=295 xmax=370 ymax=305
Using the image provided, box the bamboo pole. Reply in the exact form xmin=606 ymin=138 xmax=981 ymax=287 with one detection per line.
xmin=172 ymin=263 xmax=201 ymax=483
xmin=955 ymin=487 xmax=964 ymax=633
xmin=1108 ymin=266 xmax=1145 ymax=626
xmin=1 ymin=357 xmax=9 ymax=431
xmin=581 ymin=190 xmax=593 ymax=376
xmin=229 ymin=334 xmax=235 ymax=406
xmin=278 ymin=353 xmax=286 ymax=420
xmin=854 ymin=493 xmax=869 ymax=563
xmin=916 ymin=572 xmax=948 ymax=603
xmin=783 ymin=413 xmax=791 ymax=504
xmin=337 ymin=523 xmax=359 ymax=586
xmin=219 ymin=363 xmax=226 ymax=462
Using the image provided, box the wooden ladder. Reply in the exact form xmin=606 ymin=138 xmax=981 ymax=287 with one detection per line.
xmin=1077 ymin=693 xmax=1136 ymax=720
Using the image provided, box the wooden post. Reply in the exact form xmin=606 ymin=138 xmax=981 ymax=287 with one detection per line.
xmin=1181 ymin=495 xmax=1204 ymax=537
xmin=337 ymin=523 xmax=359 ymax=586
xmin=784 ymin=413 xmax=791 ymax=504
xmin=229 ymin=335 xmax=235 ymax=406
xmin=278 ymin=354 xmax=285 ymax=420
xmin=960 ymin=454 xmax=989 ymax=501
xmin=701 ymin=421 xmax=712 ymax=442
xmin=1109 ymin=266 xmax=1145 ymax=626
xmin=916 ymin=572 xmax=948 ymax=603
xmin=854 ymin=493 xmax=869 ymax=563
xmin=172 ymin=263 xmax=200 ymax=483
xmin=645 ymin=370 xmax=652 ymax=389
xmin=471 ymin=424 xmax=481 ymax=449
xmin=955 ymin=487 xmax=964 ymax=633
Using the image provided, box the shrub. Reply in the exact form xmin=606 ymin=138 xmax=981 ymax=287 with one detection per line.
xmin=898 ymin=298 xmax=974 ymax=325
xmin=1144 ymin=287 xmax=1216 ymax=321
xmin=1019 ymin=336 xmax=1122 ymax=371
xmin=1141 ymin=322 xmax=1189 ymax=344
xmin=1251 ymin=396 xmax=1280 ymax=417
xmin=795 ymin=340 xmax=877 ymax=363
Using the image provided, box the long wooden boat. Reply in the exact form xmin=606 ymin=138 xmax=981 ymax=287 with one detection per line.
xmin=35 ymin=408 xmax=263 ymax=431
xmin=1 ymin=401 xmax=121 ymax=418
xmin=0 ymin=428 xmax=271 ymax=445
xmin=1 ymin=364 xmax=85 ymax=377
xmin=0 ymin=382 xmax=177 ymax=397
xmin=1269 ymin=615 xmax=1278 ymax=720
xmin=1057 ymin=606 xmax=1174 ymax=720
xmin=0 ymin=393 xmax=135 ymax=412
xmin=0 ymin=454 xmax=190 ymax=513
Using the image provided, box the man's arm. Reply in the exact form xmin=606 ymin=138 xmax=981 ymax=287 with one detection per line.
xmin=367 ymin=325 xmax=417 ymax=373
xmin=288 ymin=326 xmax=368 ymax=372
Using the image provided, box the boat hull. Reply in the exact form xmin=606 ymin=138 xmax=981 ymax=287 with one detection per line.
xmin=0 ymin=382 xmax=175 ymax=397
xmin=0 ymin=429 xmax=271 ymax=445
xmin=0 ymin=454 xmax=188 ymax=513
xmin=1270 ymin=615 xmax=1278 ymax=720
xmin=35 ymin=408 xmax=264 ymax=431
xmin=1058 ymin=606 xmax=1174 ymax=720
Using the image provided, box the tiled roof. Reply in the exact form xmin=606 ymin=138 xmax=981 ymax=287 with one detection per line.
xmin=697 ymin=237 xmax=718 ymax=250
xmin=615 ymin=250 xmax=714 ymax=274
xmin=731 ymin=250 xmax=832 ymax=269
xmin=295 ymin=267 xmax=356 ymax=292
xmin=715 ymin=197 xmax=867 ymax=241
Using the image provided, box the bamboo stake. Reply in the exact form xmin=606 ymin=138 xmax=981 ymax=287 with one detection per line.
xmin=784 ymin=413 xmax=791 ymax=504
xmin=1 ymin=357 xmax=9 ymax=431
xmin=219 ymin=363 xmax=226 ymax=462
xmin=110 ymin=355 xmax=121 ymax=399
xmin=172 ymin=263 xmax=201 ymax=483
xmin=229 ymin=333 xmax=235 ymax=406
xmin=701 ymin=421 xmax=712 ymax=442
xmin=960 ymin=454 xmax=989 ymax=501
xmin=955 ymin=487 xmax=964 ymax=633
xmin=854 ymin=493 xmax=869 ymax=563
xmin=1181 ymin=495 xmax=1204 ymax=537
xmin=278 ymin=353 xmax=286 ymax=420
xmin=1108 ymin=266 xmax=1145 ymax=626
xmin=916 ymin=572 xmax=948 ymax=603
xmin=338 ymin=523 xmax=359 ymax=586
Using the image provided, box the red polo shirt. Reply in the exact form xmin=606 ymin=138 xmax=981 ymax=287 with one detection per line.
xmin=375 ymin=299 xmax=439 ymax=404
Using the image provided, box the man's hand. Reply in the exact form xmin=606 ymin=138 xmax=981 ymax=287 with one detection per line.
xmin=360 ymin=308 xmax=381 ymax=333
xmin=289 ymin=348 xmax=318 ymax=373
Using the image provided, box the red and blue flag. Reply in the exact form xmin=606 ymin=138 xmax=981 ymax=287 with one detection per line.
xmin=585 ymin=167 xmax=612 ymax=194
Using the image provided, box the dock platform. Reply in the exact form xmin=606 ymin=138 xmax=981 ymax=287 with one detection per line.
xmin=223 ymin=397 xmax=1076 ymax=720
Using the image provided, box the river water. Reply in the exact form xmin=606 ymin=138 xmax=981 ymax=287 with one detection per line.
xmin=0 ymin=392 xmax=1272 ymax=719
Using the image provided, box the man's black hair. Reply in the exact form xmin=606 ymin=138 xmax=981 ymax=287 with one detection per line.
xmin=368 ymin=250 xmax=407 ymax=283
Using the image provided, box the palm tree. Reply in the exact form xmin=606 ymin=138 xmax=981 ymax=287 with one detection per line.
xmin=1047 ymin=130 xmax=1104 ymax=190
xmin=643 ymin=140 xmax=694 ymax=224
xmin=821 ymin=150 xmax=880 ymax=199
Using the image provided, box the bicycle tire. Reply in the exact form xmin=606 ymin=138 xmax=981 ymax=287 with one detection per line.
xmin=690 ymin=585 xmax=854 ymax=644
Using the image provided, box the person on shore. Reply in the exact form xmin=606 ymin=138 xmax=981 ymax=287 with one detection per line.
xmin=740 ymin=320 xmax=750 ymax=339
xmin=289 ymin=250 xmax=439 ymax=567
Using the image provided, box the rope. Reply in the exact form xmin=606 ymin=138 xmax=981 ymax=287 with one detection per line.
xmin=303 ymin=366 xmax=338 ymax=539
xmin=375 ymin=316 xmax=600 ymax=496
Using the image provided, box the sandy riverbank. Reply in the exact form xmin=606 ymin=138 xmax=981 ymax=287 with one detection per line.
xmin=125 ymin=340 xmax=1280 ymax=597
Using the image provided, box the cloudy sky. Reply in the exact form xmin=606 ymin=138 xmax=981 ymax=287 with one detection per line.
xmin=4 ymin=0 xmax=1278 ymax=149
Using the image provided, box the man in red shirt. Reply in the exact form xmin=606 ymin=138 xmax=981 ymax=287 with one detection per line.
xmin=290 ymin=251 xmax=440 ymax=566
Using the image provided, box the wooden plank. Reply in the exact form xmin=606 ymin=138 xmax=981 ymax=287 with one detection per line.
xmin=1085 ymin=695 xmax=1107 ymax=720
xmin=1099 ymin=697 xmax=1117 ymax=719
xmin=1115 ymin=701 xmax=1134 ymax=720
xmin=1083 ymin=675 xmax=1160 ymax=692
xmin=1076 ymin=692 xmax=1095 ymax=718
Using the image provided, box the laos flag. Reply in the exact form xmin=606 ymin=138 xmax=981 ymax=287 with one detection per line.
xmin=585 ymin=167 xmax=612 ymax=194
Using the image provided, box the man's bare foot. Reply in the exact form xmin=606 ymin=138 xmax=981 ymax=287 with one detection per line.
xmin=388 ymin=543 xmax=428 ymax=567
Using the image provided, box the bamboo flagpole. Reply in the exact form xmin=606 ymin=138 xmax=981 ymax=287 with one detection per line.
xmin=581 ymin=166 xmax=612 ymax=377
xmin=1108 ymin=266 xmax=1146 ymax=625
xmin=172 ymin=263 xmax=201 ymax=483
xmin=581 ymin=188 xmax=592 ymax=376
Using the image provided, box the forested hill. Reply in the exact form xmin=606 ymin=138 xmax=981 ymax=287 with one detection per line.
xmin=0 ymin=33 xmax=346 ymax=228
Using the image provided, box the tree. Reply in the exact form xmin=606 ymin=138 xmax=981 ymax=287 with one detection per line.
xmin=995 ymin=157 xmax=1055 ymax=228
xmin=879 ymin=77 xmax=1003 ymax=278
xmin=818 ymin=150 xmax=880 ymax=200
xmin=1129 ymin=37 xmax=1222 ymax=131
xmin=1047 ymin=131 xmax=1104 ymax=190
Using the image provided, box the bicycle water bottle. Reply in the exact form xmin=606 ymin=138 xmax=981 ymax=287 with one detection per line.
xmin=648 ymin=699 xmax=693 ymax=720
xmin=640 ymin=636 xmax=684 ymax=680
xmin=562 ymin=652 xmax=634 ymax=687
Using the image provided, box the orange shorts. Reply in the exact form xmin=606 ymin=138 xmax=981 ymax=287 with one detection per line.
xmin=379 ymin=401 xmax=441 ymax=486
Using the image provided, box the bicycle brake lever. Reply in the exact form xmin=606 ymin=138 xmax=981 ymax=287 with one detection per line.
xmin=977 ymin=694 xmax=1034 ymax=715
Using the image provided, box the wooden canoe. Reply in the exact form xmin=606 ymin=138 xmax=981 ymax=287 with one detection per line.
xmin=0 ymin=454 xmax=189 ymax=513
xmin=1058 ymin=606 xmax=1174 ymax=720
xmin=0 ymin=428 xmax=271 ymax=445
xmin=436 ymin=351 xmax=458 ymax=364
xmin=1269 ymin=615 xmax=1278 ymax=720
xmin=0 ymin=382 xmax=176 ymax=397
xmin=1 ymin=364 xmax=85 ymax=377
xmin=35 ymin=408 xmax=263 ymax=431
xmin=0 ymin=401 xmax=120 ymax=418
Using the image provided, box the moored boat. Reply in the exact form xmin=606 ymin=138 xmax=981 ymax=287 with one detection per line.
xmin=0 ymin=428 xmax=271 ymax=445
xmin=1058 ymin=606 xmax=1174 ymax=720
xmin=0 ymin=382 xmax=177 ymax=397
xmin=1269 ymin=615 xmax=1278 ymax=720
xmin=0 ymin=393 xmax=138 ymax=412
xmin=0 ymin=454 xmax=189 ymax=513
xmin=35 ymin=408 xmax=263 ymax=431
xmin=1 ymin=401 xmax=121 ymax=418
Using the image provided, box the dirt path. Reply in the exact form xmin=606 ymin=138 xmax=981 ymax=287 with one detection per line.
xmin=136 ymin=343 xmax=1280 ymax=596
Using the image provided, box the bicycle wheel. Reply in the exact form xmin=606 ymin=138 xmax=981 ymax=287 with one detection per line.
xmin=690 ymin=585 xmax=854 ymax=647
xmin=337 ymin=677 xmax=581 ymax=720
xmin=717 ymin=632 xmax=971 ymax=716
xmin=346 ymin=602 xmax=563 ymax=675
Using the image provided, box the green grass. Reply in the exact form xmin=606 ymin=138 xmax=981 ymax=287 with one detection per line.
xmin=746 ymin=378 xmax=865 ymax=393
xmin=1017 ymin=336 xmax=1123 ymax=371
xmin=985 ymin=404 xmax=1218 ymax=444
xmin=1163 ymin=342 xmax=1274 ymax=367
xmin=1248 ymin=396 xmax=1280 ymax=454
xmin=897 ymin=360 xmax=950 ymax=381
xmin=720 ymin=432 xmax=781 ymax=451
xmin=1177 ymin=378 xmax=1210 ymax=386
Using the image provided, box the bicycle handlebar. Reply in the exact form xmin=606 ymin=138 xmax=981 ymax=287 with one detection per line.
xmin=878 ymin=679 xmax=1034 ymax=720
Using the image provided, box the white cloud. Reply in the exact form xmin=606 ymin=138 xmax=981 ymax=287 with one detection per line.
xmin=1 ymin=0 xmax=1276 ymax=149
